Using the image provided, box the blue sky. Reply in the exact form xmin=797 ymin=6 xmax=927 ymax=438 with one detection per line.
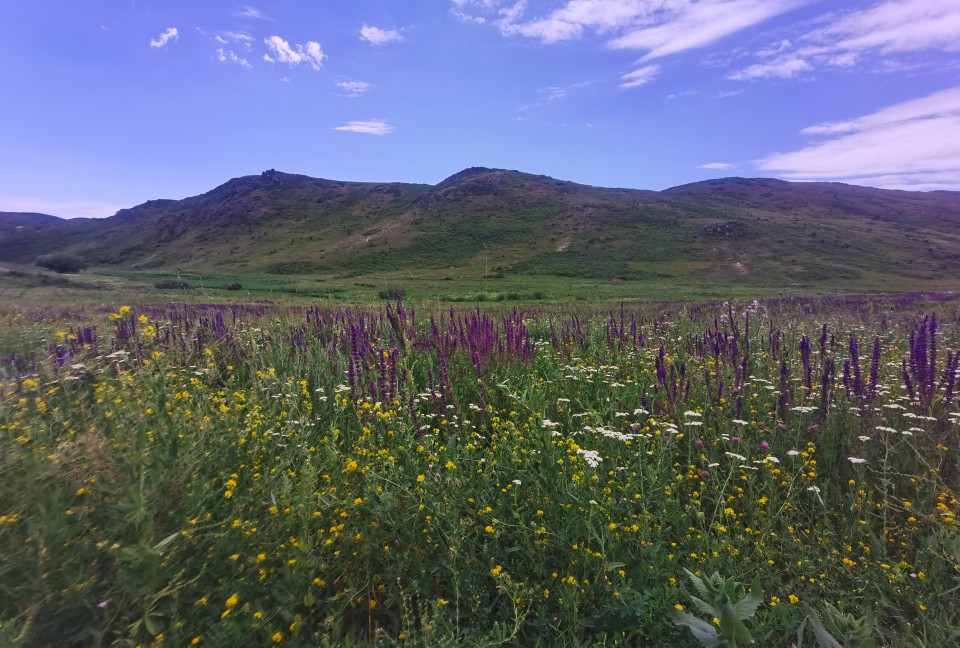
xmin=1 ymin=0 xmax=959 ymax=218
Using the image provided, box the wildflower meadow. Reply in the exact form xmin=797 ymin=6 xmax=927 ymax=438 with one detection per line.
xmin=1 ymin=294 xmax=958 ymax=646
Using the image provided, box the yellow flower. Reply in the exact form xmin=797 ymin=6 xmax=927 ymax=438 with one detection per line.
xmin=789 ymin=594 xmax=799 ymax=604
xmin=416 ymin=474 xmax=426 ymax=483
xmin=484 ymin=525 xmax=495 ymax=534
xmin=445 ymin=460 xmax=456 ymax=470
xmin=354 ymin=497 xmax=363 ymax=506
xmin=190 ymin=637 xmax=202 ymax=645
xmin=119 ymin=305 xmax=131 ymax=315
xmin=272 ymin=632 xmax=283 ymax=644
xmin=490 ymin=565 xmax=503 ymax=577
xmin=770 ymin=596 xmax=780 ymax=607
xmin=225 ymin=593 xmax=239 ymax=608
xmin=674 ymin=603 xmax=684 ymax=611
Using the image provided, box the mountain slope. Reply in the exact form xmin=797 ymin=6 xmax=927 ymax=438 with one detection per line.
xmin=0 ymin=211 xmax=64 ymax=230
xmin=1 ymin=168 xmax=959 ymax=294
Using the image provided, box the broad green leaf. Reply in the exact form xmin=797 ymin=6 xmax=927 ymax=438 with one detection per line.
xmin=806 ymin=609 xmax=844 ymax=648
xmin=689 ymin=595 xmax=720 ymax=619
xmin=684 ymin=568 xmax=712 ymax=601
xmin=670 ymin=609 xmax=723 ymax=648
xmin=731 ymin=579 xmax=763 ymax=620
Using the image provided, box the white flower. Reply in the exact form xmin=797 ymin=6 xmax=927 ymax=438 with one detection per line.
xmin=576 ymin=448 xmax=603 ymax=468
xmin=847 ymin=457 xmax=867 ymax=464
xmin=512 ymin=479 xmax=521 ymax=486
xmin=787 ymin=449 xmax=801 ymax=457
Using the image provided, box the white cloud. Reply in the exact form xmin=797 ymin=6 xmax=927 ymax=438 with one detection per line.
xmin=728 ymin=57 xmax=811 ymax=80
xmin=756 ymin=86 xmax=960 ymax=190
xmin=360 ymin=25 xmax=403 ymax=45
xmin=0 ymin=195 xmax=130 ymax=219
xmin=334 ymin=120 xmax=394 ymax=135
xmin=620 ymin=64 xmax=659 ymax=88
xmin=462 ymin=0 xmax=805 ymax=60
xmin=216 ymin=48 xmax=252 ymax=68
xmin=236 ymin=6 xmax=266 ymax=20
xmin=733 ymin=0 xmax=960 ymax=81
xmin=699 ymin=162 xmax=736 ymax=170
xmin=150 ymin=27 xmax=179 ymax=48
xmin=336 ymin=80 xmax=372 ymax=97
xmin=608 ymin=0 xmax=807 ymax=60
xmin=263 ymin=36 xmax=326 ymax=70
xmin=217 ymin=31 xmax=255 ymax=48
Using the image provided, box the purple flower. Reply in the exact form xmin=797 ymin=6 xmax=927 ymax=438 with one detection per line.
xmin=695 ymin=438 xmax=704 ymax=448
xmin=760 ymin=441 xmax=770 ymax=451
xmin=700 ymin=470 xmax=710 ymax=478
xmin=731 ymin=437 xmax=741 ymax=444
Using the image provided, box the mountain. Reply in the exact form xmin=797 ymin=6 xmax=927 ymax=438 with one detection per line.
xmin=1 ymin=168 xmax=959 ymax=295
xmin=0 ymin=211 xmax=64 ymax=230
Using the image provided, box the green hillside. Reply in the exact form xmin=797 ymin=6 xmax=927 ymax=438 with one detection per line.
xmin=2 ymin=168 xmax=959 ymax=302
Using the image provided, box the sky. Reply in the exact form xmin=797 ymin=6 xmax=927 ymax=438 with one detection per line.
xmin=1 ymin=0 xmax=959 ymax=218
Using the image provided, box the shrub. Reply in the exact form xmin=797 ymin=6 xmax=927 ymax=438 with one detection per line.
xmin=154 ymin=279 xmax=191 ymax=289
xmin=35 ymin=253 xmax=85 ymax=274
xmin=225 ymin=282 xmax=243 ymax=291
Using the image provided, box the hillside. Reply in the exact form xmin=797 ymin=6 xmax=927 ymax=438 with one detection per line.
xmin=1 ymin=168 xmax=959 ymax=298
xmin=0 ymin=211 xmax=64 ymax=230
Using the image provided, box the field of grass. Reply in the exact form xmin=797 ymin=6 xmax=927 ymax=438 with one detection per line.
xmin=1 ymin=294 xmax=959 ymax=646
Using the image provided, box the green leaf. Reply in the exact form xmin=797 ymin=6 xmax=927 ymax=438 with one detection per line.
xmin=684 ymin=568 xmax=712 ymax=601
xmin=689 ymin=595 xmax=720 ymax=619
xmin=731 ymin=579 xmax=763 ymax=620
xmin=670 ymin=609 xmax=724 ymax=648
xmin=805 ymin=609 xmax=843 ymax=648
xmin=152 ymin=531 xmax=180 ymax=554
xmin=720 ymin=600 xmax=753 ymax=644
xmin=606 ymin=562 xmax=627 ymax=571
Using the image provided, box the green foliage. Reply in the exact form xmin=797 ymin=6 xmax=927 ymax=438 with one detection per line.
xmin=671 ymin=570 xmax=763 ymax=647
xmin=154 ymin=279 xmax=192 ymax=289
xmin=35 ymin=253 xmax=85 ymax=274
xmin=2 ymin=295 xmax=960 ymax=645
xmin=797 ymin=604 xmax=876 ymax=648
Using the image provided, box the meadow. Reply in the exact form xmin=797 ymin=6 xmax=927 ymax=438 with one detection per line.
xmin=1 ymin=293 xmax=959 ymax=646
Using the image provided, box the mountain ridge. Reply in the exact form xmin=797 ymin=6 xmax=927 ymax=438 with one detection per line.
xmin=1 ymin=168 xmax=959 ymax=295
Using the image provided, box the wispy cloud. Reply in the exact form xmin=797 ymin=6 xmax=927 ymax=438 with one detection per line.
xmin=457 ymin=0 xmax=805 ymax=60
xmin=728 ymin=57 xmax=810 ymax=80
xmin=620 ymin=64 xmax=659 ymax=88
xmin=756 ymin=86 xmax=960 ymax=190
xmin=0 ymin=195 xmax=130 ymax=219
xmin=236 ymin=6 xmax=266 ymax=20
xmin=336 ymin=80 xmax=372 ymax=97
xmin=216 ymin=48 xmax=252 ymax=68
xmin=360 ymin=25 xmax=403 ymax=45
xmin=334 ymin=120 xmax=394 ymax=135
xmin=263 ymin=36 xmax=326 ymax=69
xmin=216 ymin=31 xmax=255 ymax=48
xmin=699 ymin=162 xmax=736 ymax=170
xmin=731 ymin=0 xmax=960 ymax=80
xmin=150 ymin=27 xmax=179 ymax=48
